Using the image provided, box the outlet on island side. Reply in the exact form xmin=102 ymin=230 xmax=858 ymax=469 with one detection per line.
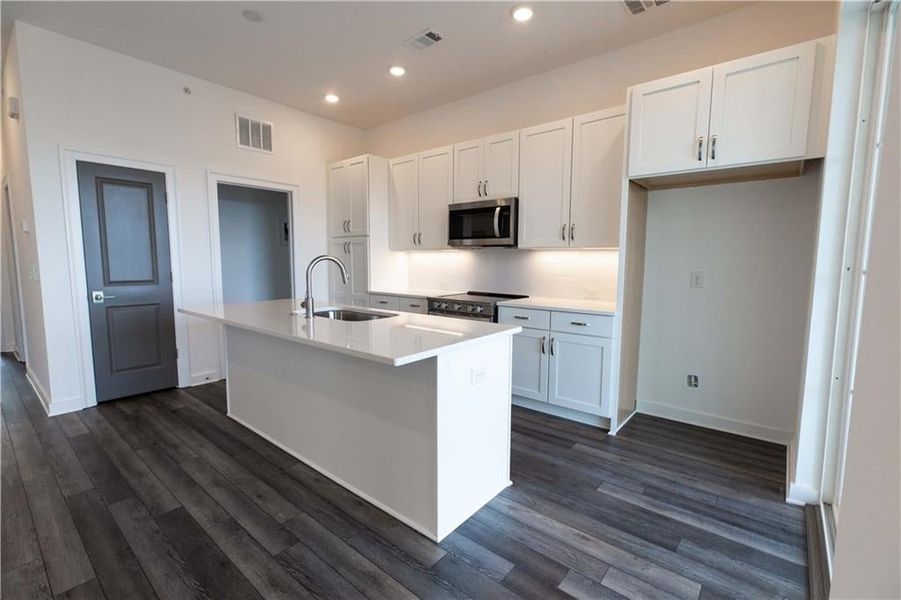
xmin=686 ymin=374 xmax=700 ymax=389
xmin=690 ymin=271 xmax=704 ymax=289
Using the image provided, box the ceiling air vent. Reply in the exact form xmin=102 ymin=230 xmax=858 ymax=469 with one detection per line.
xmin=621 ymin=0 xmax=669 ymax=16
xmin=406 ymin=28 xmax=444 ymax=50
xmin=236 ymin=114 xmax=273 ymax=153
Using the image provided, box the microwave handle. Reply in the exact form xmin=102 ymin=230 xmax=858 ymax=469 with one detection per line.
xmin=493 ymin=206 xmax=501 ymax=238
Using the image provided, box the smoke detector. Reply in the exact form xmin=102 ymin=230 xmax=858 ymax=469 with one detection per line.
xmin=406 ymin=28 xmax=444 ymax=50
xmin=621 ymin=0 xmax=669 ymax=16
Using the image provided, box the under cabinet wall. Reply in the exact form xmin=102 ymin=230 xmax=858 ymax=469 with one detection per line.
xmin=635 ymin=165 xmax=821 ymax=442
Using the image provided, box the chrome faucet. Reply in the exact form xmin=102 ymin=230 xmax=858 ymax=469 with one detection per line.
xmin=303 ymin=255 xmax=348 ymax=318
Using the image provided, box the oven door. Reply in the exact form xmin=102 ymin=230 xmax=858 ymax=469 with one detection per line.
xmin=448 ymin=198 xmax=517 ymax=247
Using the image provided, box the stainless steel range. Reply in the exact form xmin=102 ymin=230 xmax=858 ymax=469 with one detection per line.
xmin=427 ymin=291 xmax=528 ymax=322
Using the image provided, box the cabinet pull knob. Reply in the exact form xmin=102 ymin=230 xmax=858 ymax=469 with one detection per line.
xmin=570 ymin=321 xmax=590 ymax=327
xmin=550 ymin=338 xmax=556 ymax=356
xmin=710 ymin=135 xmax=717 ymax=160
xmin=514 ymin=315 xmax=530 ymax=320
xmin=697 ymin=136 xmax=704 ymax=161
xmin=540 ymin=336 xmax=546 ymax=354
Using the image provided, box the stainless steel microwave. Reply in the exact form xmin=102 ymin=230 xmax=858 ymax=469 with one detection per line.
xmin=448 ymin=197 xmax=518 ymax=247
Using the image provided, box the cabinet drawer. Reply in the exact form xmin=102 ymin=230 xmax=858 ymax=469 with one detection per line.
xmin=550 ymin=312 xmax=613 ymax=337
xmin=498 ymin=307 xmax=550 ymax=330
xmin=398 ymin=297 xmax=428 ymax=314
xmin=369 ymin=294 xmax=399 ymax=310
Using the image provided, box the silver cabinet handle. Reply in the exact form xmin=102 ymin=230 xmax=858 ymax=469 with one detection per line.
xmin=697 ymin=136 xmax=704 ymax=161
xmin=477 ymin=180 xmax=483 ymax=197
xmin=561 ymin=224 xmax=566 ymax=241
xmin=408 ymin=304 xmax=421 ymax=308
xmin=513 ymin=315 xmax=531 ymax=320
xmin=91 ymin=290 xmax=116 ymax=304
xmin=540 ymin=336 xmax=546 ymax=354
xmin=412 ymin=232 xmax=416 ymax=246
xmin=570 ymin=223 xmax=575 ymax=242
xmin=550 ymin=337 xmax=556 ymax=356
xmin=377 ymin=300 xmax=389 ymax=305
xmin=710 ymin=135 xmax=717 ymax=160
xmin=417 ymin=232 xmax=422 ymax=245
xmin=570 ymin=321 xmax=590 ymax=327
xmin=483 ymin=180 xmax=489 ymax=196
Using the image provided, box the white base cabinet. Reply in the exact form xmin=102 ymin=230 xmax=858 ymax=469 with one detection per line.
xmin=369 ymin=293 xmax=428 ymax=314
xmin=500 ymin=306 xmax=613 ymax=419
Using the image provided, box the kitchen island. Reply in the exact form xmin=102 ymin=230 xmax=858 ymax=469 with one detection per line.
xmin=180 ymin=299 xmax=521 ymax=541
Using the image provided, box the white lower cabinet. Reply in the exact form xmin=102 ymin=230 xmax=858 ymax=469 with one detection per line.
xmin=548 ymin=333 xmax=611 ymax=416
xmin=511 ymin=329 xmax=548 ymax=401
xmin=501 ymin=306 xmax=612 ymax=420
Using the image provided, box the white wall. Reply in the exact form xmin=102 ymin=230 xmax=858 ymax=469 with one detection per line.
xmin=636 ymin=168 xmax=821 ymax=443
xmin=217 ymin=184 xmax=292 ymax=304
xmin=5 ymin=23 xmax=366 ymax=408
xmin=366 ymin=1 xmax=836 ymax=298
xmin=1 ymin=28 xmax=47 ymax=386
xmin=829 ymin=18 xmax=900 ymax=598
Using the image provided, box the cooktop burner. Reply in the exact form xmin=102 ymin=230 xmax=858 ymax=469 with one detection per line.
xmin=426 ymin=291 xmax=528 ymax=322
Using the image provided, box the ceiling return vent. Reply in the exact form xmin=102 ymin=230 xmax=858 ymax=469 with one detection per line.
xmin=621 ymin=0 xmax=669 ymax=16
xmin=406 ymin=28 xmax=444 ymax=50
xmin=236 ymin=114 xmax=273 ymax=152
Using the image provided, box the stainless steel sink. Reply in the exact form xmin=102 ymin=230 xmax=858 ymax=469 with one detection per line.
xmin=313 ymin=309 xmax=395 ymax=322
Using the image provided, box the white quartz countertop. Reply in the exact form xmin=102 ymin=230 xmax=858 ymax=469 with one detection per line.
xmin=497 ymin=296 xmax=617 ymax=316
xmin=179 ymin=299 xmax=520 ymax=367
xmin=368 ymin=288 xmax=465 ymax=299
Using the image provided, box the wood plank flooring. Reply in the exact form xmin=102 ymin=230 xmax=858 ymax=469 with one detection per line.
xmin=0 ymin=354 xmax=810 ymax=599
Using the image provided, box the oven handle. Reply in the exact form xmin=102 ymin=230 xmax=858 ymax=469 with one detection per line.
xmin=493 ymin=206 xmax=501 ymax=238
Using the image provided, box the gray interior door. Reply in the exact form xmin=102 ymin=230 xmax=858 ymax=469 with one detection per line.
xmin=77 ymin=161 xmax=177 ymax=402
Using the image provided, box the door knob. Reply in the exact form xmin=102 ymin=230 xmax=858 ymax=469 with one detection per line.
xmin=91 ymin=290 xmax=116 ymax=304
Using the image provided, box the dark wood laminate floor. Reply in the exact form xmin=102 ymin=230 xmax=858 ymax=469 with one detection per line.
xmin=1 ymin=355 xmax=809 ymax=599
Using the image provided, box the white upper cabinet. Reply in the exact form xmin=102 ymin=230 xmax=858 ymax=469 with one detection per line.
xmin=453 ymin=140 xmax=483 ymax=203
xmin=417 ymin=146 xmax=453 ymax=249
xmin=628 ymin=67 xmax=713 ymax=178
xmin=483 ymin=131 xmax=519 ymax=199
xmin=328 ymin=237 xmax=369 ymax=306
xmin=389 ymin=154 xmax=419 ymax=250
xmin=347 ymin=156 xmax=369 ymax=236
xmin=327 ymin=162 xmax=351 ymax=237
xmin=452 ymin=131 xmax=519 ymax=202
xmin=328 ymin=155 xmax=371 ymax=236
xmin=627 ymin=40 xmax=820 ymax=179
xmin=519 ymin=118 xmax=573 ymax=249
xmin=708 ymin=41 xmax=816 ymax=168
xmin=571 ymin=108 xmax=626 ymax=249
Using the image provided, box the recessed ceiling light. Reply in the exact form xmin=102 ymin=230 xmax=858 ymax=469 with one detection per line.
xmin=242 ymin=9 xmax=263 ymax=23
xmin=511 ymin=5 xmax=533 ymax=22
xmin=324 ymin=93 xmax=340 ymax=104
xmin=389 ymin=65 xmax=406 ymax=77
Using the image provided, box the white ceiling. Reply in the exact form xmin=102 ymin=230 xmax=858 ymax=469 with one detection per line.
xmin=1 ymin=1 xmax=749 ymax=129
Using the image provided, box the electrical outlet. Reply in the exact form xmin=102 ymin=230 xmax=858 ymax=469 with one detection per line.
xmin=470 ymin=368 xmax=486 ymax=386
xmin=690 ymin=271 xmax=704 ymax=289
xmin=29 ymin=264 xmax=39 ymax=281
xmin=686 ymin=374 xmax=700 ymax=389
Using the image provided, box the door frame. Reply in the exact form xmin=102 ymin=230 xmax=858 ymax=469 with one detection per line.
xmin=60 ymin=148 xmax=188 ymax=409
xmin=2 ymin=176 xmax=28 ymax=363
xmin=205 ymin=171 xmax=300 ymax=376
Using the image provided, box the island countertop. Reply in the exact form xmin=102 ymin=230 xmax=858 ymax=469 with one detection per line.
xmin=179 ymin=299 xmax=521 ymax=367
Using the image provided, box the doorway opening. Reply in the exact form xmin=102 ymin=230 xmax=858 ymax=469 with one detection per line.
xmin=2 ymin=181 xmax=26 ymax=363
xmin=216 ymin=183 xmax=293 ymax=303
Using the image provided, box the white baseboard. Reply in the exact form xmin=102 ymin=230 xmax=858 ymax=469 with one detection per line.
xmin=190 ymin=370 xmax=222 ymax=386
xmin=636 ymin=399 xmax=791 ymax=445
xmin=512 ymin=396 xmax=609 ymax=429
xmin=25 ymin=369 xmax=84 ymax=416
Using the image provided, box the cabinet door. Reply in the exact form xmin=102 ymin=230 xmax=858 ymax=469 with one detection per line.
xmin=418 ymin=146 xmax=453 ymax=249
xmin=389 ymin=155 xmax=419 ymax=250
xmin=518 ymin=118 xmax=573 ymax=249
xmin=571 ymin=109 xmax=625 ymax=248
xmin=347 ymin=238 xmax=369 ymax=303
xmin=483 ymin=131 xmax=519 ymax=199
xmin=453 ymin=140 xmax=483 ymax=203
xmin=328 ymin=239 xmax=351 ymax=305
xmin=512 ymin=329 xmax=549 ymax=402
xmin=347 ymin=156 xmax=369 ymax=236
xmin=627 ymin=67 xmax=713 ymax=178
xmin=548 ymin=332 xmax=610 ymax=416
xmin=327 ymin=162 xmax=350 ymax=237
xmin=708 ymin=41 xmax=816 ymax=168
